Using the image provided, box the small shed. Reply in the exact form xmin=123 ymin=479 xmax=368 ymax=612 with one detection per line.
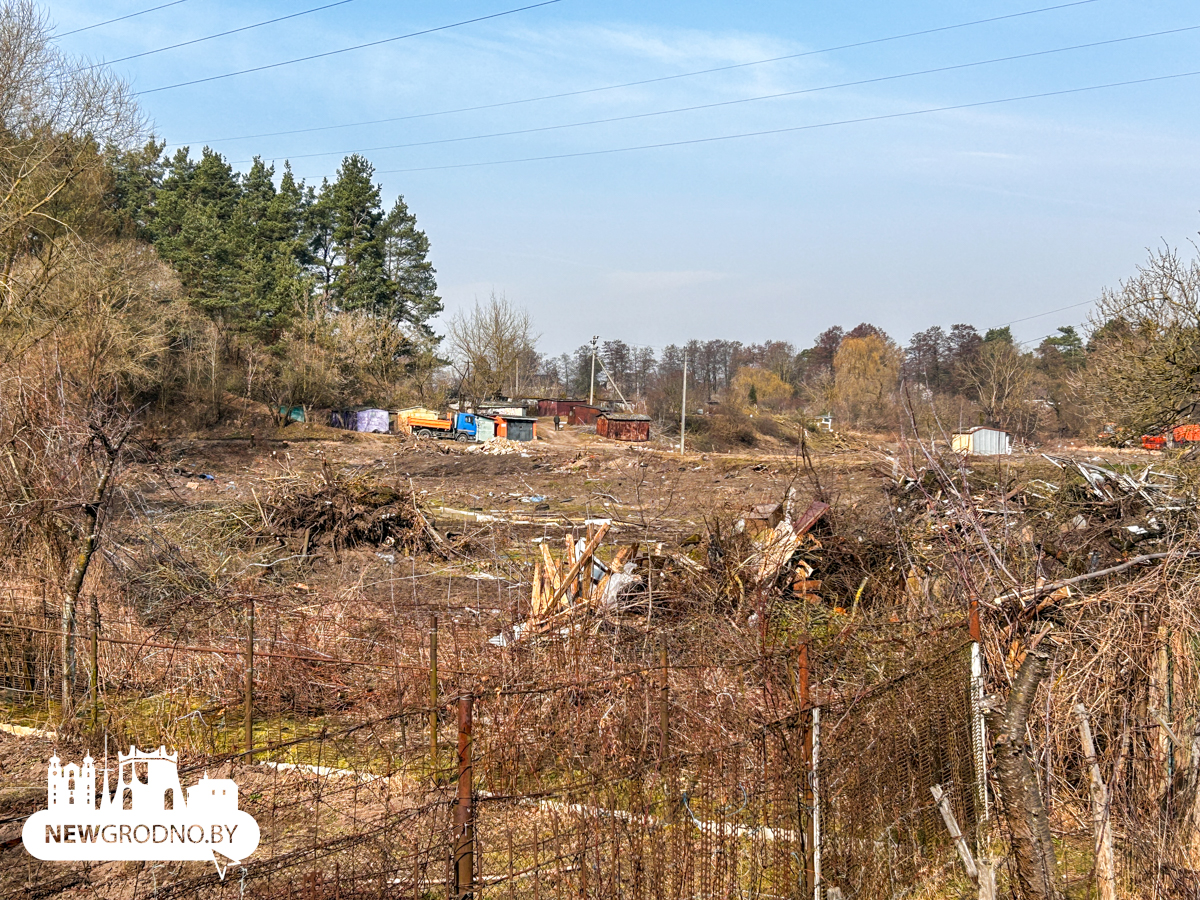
xmin=567 ymin=404 xmax=602 ymax=426
xmin=951 ymin=426 xmax=1011 ymax=456
xmin=330 ymin=409 xmax=357 ymax=430
xmin=278 ymin=405 xmax=306 ymax=424
xmin=596 ymin=413 xmax=651 ymax=442
xmin=476 ymin=415 xmax=498 ymax=442
xmin=356 ymin=408 xmax=390 ymax=434
xmin=503 ymin=416 xmax=537 ymax=442
xmin=537 ymin=399 xmax=582 ymax=417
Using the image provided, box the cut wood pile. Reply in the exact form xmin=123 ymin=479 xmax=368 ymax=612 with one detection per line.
xmin=515 ymin=497 xmax=832 ymax=640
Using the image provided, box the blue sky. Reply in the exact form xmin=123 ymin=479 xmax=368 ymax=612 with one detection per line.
xmin=54 ymin=0 xmax=1200 ymax=355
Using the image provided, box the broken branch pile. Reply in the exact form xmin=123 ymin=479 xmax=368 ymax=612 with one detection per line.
xmin=256 ymin=468 xmax=449 ymax=555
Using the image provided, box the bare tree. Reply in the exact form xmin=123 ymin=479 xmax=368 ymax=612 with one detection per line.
xmin=988 ymin=651 xmax=1062 ymax=900
xmin=959 ymin=340 xmax=1037 ymax=435
xmin=446 ymin=292 xmax=537 ymax=406
xmin=1080 ymin=244 xmax=1200 ymax=436
xmin=0 ymin=2 xmax=153 ymax=721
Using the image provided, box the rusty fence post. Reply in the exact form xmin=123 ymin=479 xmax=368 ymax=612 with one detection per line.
xmin=453 ymin=694 xmax=475 ymax=900
xmin=244 ymin=597 xmax=254 ymax=761
xmin=430 ymin=614 xmax=439 ymax=775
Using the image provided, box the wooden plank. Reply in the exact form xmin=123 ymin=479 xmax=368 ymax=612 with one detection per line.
xmin=581 ymin=524 xmax=595 ymax=600
xmin=562 ymin=535 xmax=578 ymax=601
xmin=792 ymin=499 xmax=830 ymax=537
xmin=530 ymin=560 xmax=545 ymax=618
xmin=540 ymin=543 xmax=562 ymax=594
xmin=546 ymin=522 xmax=612 ymax=612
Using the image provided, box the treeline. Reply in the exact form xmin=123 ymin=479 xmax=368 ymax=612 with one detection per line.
xmin=516 ymin=320 xmax=1087 ymax=439
xmin=106 ymin=145 xmax=443 ymax=417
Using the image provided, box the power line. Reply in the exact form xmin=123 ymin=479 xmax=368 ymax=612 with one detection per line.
xmin=86 ymin=0 xmax=359 ymax=70
xmin=999 ymin=299 xmax=1095 ymax=329
xmin=134 ymin=0 xmax=564 ymax=96
xmin=243 ymin=23 xmax=1200 ymax=164
xmin=357 ymin=67 xmax=1200 ymax=175
xmin=58 ymin=0 xmax=195 ymax=37
xmin=169 ymin=0 xmax=1106 ymax=147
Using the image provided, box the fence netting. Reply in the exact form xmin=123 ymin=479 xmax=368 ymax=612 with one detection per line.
xmin=0 ymin=581 xmax=985 ymax=900
xmin=817 ymin=638 xmax=982 ymax=899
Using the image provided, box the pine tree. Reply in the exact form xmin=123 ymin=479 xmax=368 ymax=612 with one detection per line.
xmin=323 ymin=154 xmax=390 ymax=314
xmin=382 ymin=194 xmax=441 ymax=333
xmin=229 ymin=158 xmax=309 ymax=339
xmin=149 ymin=147 xmax=242 ymax=323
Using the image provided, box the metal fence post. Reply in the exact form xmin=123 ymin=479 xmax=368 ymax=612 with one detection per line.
xmin=969 ymin=599 xmax=988 ymax=821
xmin=244 ymin=597 xmax=254 ymax=761
xmin=430 ymin=614 xmax=439 ymax=774
xmin=454 ymin=695 xmax=474 ymax=900
xmin=799 ymin=640 xmax=817 ymax=899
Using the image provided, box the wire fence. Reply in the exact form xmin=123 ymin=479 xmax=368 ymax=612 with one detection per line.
xmin=0 ymin=577 xmax=989 ymax=900
xmin=816 ymin=638 xmax=982 ymax=899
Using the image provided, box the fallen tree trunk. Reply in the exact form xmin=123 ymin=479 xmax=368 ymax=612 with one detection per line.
xmin=987 ymin=650 xmax=1060 ymax=900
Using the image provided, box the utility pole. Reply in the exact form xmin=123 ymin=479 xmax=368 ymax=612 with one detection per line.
xmin=588 ymin=335 xmax=599 ymax=406
xmin=679 ymin=350 xmax=688 ymax=455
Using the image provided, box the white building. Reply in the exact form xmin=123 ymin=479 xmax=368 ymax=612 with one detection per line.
xmin=951 ymin=426 xmax=1012 ymax=456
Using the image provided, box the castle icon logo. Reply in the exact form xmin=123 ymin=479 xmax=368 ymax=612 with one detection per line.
xmin=22 ymin=746 xmax=259 ymax=877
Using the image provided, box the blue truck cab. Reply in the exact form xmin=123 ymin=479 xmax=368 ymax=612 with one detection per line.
xmin=452 ymin=412 xmax=477 ymax=441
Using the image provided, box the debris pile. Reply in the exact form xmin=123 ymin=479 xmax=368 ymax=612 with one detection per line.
xmin=883 ymin=447 xmax=1197 ymax=610
xmin=508 ymin=496 xmax=835 ymax=645
xmin=524 ymin=522 xmax=641 ymax=630
xmin=258 ymin=469 xmax=449 ymax=554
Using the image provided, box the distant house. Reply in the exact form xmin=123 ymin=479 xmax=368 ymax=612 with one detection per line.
xmin=537 ymin=399 xmax=580 ymax=417
xmin=951 ymin=426 xmax=1011 ymax=456
xmin=596 ymin=413 xmax=651 ymax=442
xmin=484 ymin=406 xmax=528 ymax=418
xmin=568 ymin=405 xmax=602 ymax=426
xmin=476 ymin=414 xmax=535 ymax=441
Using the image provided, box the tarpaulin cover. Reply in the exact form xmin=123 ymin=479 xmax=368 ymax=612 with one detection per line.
xmin=356 ymin=408 xmax=389 ymax=433
xmin=330 ymin=410 xmax=357 ymax=430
